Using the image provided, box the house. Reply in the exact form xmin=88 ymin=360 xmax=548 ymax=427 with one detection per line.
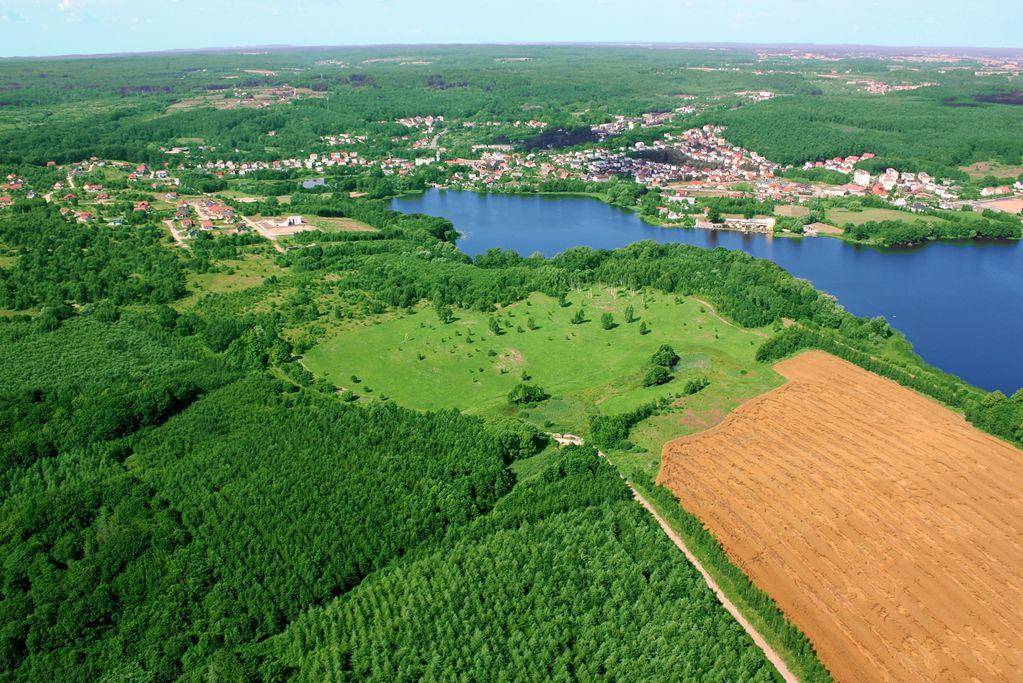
xmin=0 ymin=196 xmax=13 ymax=207
xmin=134 ymin=201 xmax=151 ymax=212
xmin=852 ymin=169 xmax=871 ymax=187
xmin=200 ymin=220 xmax=213 ymax=230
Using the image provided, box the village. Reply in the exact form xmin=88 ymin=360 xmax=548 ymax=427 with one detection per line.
xmin=2 ymin=107 xmax=1022 ymax=245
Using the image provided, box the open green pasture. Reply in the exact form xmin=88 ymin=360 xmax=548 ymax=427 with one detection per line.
xmin=303 ymin=288 xmax=783 ymax=455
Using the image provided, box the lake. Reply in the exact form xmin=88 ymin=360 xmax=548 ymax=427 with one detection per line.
xmin=392 ymin=189 xmax=1023 ymax=394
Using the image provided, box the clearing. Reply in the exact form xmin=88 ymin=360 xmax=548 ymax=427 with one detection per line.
xmin=960 ymin=160 xmax=1023 ymax=179
xmin=773 ymin=204 xmax=810 ymax=218
xmin=827 ymin=207 xmax=941 ymax=226
xmin=658 ymin=351 xmax=1023 ymax=683
xmin=302 ymin=289 xmax=780 ymax=455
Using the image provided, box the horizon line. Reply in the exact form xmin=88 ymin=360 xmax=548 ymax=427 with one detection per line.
xmin=3 ymin=40 xmax=1023 ymax=61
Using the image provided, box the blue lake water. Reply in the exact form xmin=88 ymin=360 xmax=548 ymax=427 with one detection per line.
xmin=392 ymin=189 xmax=1023 ymax=394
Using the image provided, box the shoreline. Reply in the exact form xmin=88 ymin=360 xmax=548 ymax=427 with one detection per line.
xmin=403 ymin=185 xmax=1020 ymax=250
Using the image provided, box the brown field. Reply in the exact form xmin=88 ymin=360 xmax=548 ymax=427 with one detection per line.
xmin=805 ymin=221 xmax=843 ymax=235
xmin=960 ymin=160 xmax=1023 ymax=178
xmin=774 ymin=204 xmax=811 ymax=218
xmin=658 ymin=351 xmax=1023 ymax=683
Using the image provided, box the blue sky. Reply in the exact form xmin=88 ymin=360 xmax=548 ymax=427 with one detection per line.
xmin=0 ymin=0 xmax=1019 ymax=57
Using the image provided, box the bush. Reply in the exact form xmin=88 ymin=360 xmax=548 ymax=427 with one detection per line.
xmin=650 ymin=344 xmax=679 ymax=368
xmin=642 ymin=365 xmax=673 ymax=387
xmin=508 ymin=383 xmax=549 ymax=405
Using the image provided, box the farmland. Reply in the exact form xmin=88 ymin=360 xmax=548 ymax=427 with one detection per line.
xmin=658 ymin=351 xmax=1023 ymax=683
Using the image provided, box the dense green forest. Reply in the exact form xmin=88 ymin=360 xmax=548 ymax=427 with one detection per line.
xmin=265 ymin=449 xmax=775 ymax=681
xmin=702 ymin=88 xmax=1023 ymax=179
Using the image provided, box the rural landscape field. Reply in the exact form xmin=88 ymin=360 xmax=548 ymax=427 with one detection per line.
xmin=660 ymin=352 xmax=1023 ymax=682
xmin=1 ymin=2 xmax=1022 ymax=681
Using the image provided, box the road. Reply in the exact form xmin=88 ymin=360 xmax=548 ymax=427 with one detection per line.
xmin=163 ymin=219 xmax=189 ymax=248
xmin=558 ymin=435 xmax=798 ymax=683
xmin=628 ymin=483 xmax=799 ymax=683
xmin=240 ymin=214 xmax=286 ymax=253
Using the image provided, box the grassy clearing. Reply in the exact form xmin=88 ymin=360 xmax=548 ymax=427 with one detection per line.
xmin=827 ymin=207 xmax=941 ymax=226
xmin=305 ymin=215 xmax=375 ymax=233
xmin=960 ymin=161 xmax=1023 ymax=179
xmin=303 ymin=288 xmax=782 ymax=465
xmin=176 ymin=255 xmax=283 ymax=309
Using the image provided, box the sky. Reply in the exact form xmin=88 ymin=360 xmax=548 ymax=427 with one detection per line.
xmin=0 ymin=0 xmax=1019 ymax=58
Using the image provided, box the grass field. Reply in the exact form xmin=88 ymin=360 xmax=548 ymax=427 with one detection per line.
xmin=659 ymin=351 xmax=1023 ymax=683
xmin=303 ymin=289 xmax=781 ymax=460
xmin=303 ymin=215 xmax=375 ymax=232
xmin=176 ymin=254 xmax=283 ymax=309
xmin=827 ymin=207 xmax=941 ymax=226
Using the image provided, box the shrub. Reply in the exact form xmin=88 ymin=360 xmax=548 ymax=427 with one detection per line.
xmin=508 ymin=383 xmax=549 ymax=405
xmin=650 ymin=344 xmax=679 ymax=368
xmin=642 ymin=365 xmax=672 ymax=387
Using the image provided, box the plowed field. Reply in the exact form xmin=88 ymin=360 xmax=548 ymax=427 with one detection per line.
xmin=659 ymin=351 xmax=1023 ymax=682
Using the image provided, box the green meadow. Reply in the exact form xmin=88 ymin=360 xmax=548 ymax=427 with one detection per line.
xmin=303 ymin=288 xmax=783 ymax=467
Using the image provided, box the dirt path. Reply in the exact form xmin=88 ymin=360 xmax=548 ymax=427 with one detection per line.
xmin=629 ymin=483 xmax=799 ymax=683
xmin=240 ymin=214 xmax=286 ymax=253
xmin=163 ymin=219 xmax=189 ymax=249
xmin=690 ymin=296 xmax=768 ymax=338
xmin=572 ymin=439 xmax=799 ymax=682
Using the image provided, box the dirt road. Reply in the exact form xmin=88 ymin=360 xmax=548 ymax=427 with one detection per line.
xmin=568 ymin=438 xmax=800 ymax=682
xmin=630 ymin=486 xmax=799 ymax=683
xmin=163 ymin=219 xmax=188 ymax=248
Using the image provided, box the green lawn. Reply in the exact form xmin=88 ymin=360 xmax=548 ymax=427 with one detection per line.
xmin=303 ymin=289 xmax=783 ymax=464
xmin=827 ymin=207 xmax=941 ymax=226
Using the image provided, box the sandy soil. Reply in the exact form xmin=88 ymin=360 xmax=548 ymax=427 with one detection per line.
xmin=960 ymin=161 xmax=1023 ymax=178
xmin=658 ymin=351 xmax=1023 ymax=683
